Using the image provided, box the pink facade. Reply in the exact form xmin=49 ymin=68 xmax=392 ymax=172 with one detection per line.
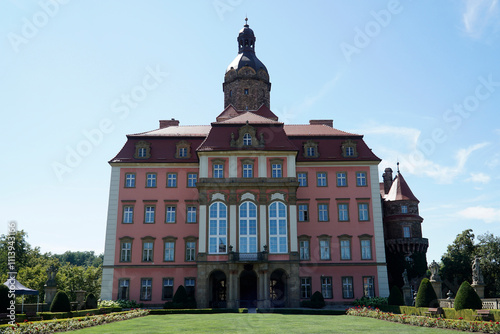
xmin=101 ymin=21 xmax=391 ymax=308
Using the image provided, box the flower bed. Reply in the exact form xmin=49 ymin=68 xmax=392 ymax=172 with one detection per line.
xmin=347 ymin=306 xmax=500 ymax=333
xmin=0 ymin=309 xmax=149 ymax=334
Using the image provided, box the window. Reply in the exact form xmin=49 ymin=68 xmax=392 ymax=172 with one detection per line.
xmin=123 ymin=206 xmax=134 ymax=224
xmin=239 ymin=202 xmax=257 ymax=253
xmin=141 ymin=278 xmax=152 ymax=300
xmin=300 ymin=277 xmax=311 ymax=299
xmin=363 ymin=276 xmax=375 ymax=298
xmin=345 ymin=146 xmax=354 ymax=156
xmin=306 ymin=146 xmax=316 ymax=157
xmin=317 ymin=172 xmax=327 ymax=187
xmin=138 ymin=147 xmax=147 ymax=158
xmin=358 ymin=203 xmax=369 ymax=221
xmin=299 ymin=240 xmax=310 ymax=260
xmin=125 ymin=173 xmax=135 ymax=188
xmin=162 ymin=278 xmax=174 ymax=300
xmin=321 ymin=277 xmax=333 ymax=299
xmin=244 ymin=88 xmax=249 ymax=95
xmin=342 ymin=277 xmax=354 ymax=299
xmin=178 ymin=147 xmax=187 ymax=157
xmin=187 ymin=173 xmax=197 ymax=187
xmin=318 ymin=204 xmax=329 ymax=222
xmin=338 ymin=204 xmax=349 ymax=221
xmin=303 ymin=140 xmax=319 ymax=158
xmin=403 ymin=226 xmax=411 ymax=238
xmin=175 ymin=140 xmax=191 ymax=159
xmin=134 ymin=141 xmax=151 ymax=159
xmin=297 ymin=172 xmax=307 ymax=187
xmin=242 ymin=164 xmax=253 ymax=178
xmin=187 ymin=206 xmax=197 ymax=223
xmin=243 ymin=133 xmax=252 ymax=146
xmin=164 ymin=241 xmax=175 ymax=261
xmin=271 ymin=163 xmax=282 ymax=178
xmin=336 ymin=172 xmax=347 ymax=187
xmin=340 ymin=239 xmax=351 ymax=260
xmin=146 ymin=173 xmax=156 ymax=188
xmin=356 ymin=172 xmax=367 ymax=186
xmin=269 ymin=202 xmax=287 ymax=253
xmin=118 ymin=279 xmax=129 ymax=300
xmin=145 ymin=206 xmax=155 ymax=223
xmin=185 ymin=278 xmax=195 ymax=297
xmin=361 ymin=239 xmax=372 ymax=260
xmin=165 ymin=206 xmax=176 ymax=223
xmin=167 ymin=173 xmax=177 ymax=187
xmin=186 ymin=241 xmax=196 ymax=261
xmin=142 ymin=241 xmax=153 ymax=262
xmin=341 ymin=139 xmax=358 ymax=158
xmin=213 ymin=164 xmax=224 ymax=178
xmin=209 ymin=202 xmax=227 ymax=254
xmin=401 ymin=205 xmax=408 ymax=213
xmin=120 ymin=242 xmax=131 ymax=262
xmin=298 ymin=204 xmax=309 ymax=222
xmin=320 ymin=239 xmax=330 ymax=260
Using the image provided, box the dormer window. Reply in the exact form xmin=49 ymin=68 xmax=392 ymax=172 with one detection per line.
xmin=175 ymin=140 xmax=191 ymax=159
xmin=134 ymin=141 xmax=151 ymax=159
xmin=303 ymin=140 xmax=319 ymax=158
xmin=341 ymin=140 xmax=358 ymax=158
xmin=243 ymin=133 xmax=252 ymax=146
xmin=244 ymin=89 xmax=249 ymax=95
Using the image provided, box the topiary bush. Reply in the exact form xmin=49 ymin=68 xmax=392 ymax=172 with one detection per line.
xmin=163 ymin=285 xmax=196 ymax=309
xmin=173 ymin=285 xmax=188 ymax=304
xmin=85 ymin=293 xmax=98 ymax=310
xmin=310 ymin=291 xmax=325 ymax=309
xmin=388 ymin=285 xmax=405 ymax=306
xmin=50 ymin=291 xmax=71 ymax=312
xmin=454 ymin=281 xmax=482 ymax=310
xmin=415 ymin=278 xmax=438 ymax=307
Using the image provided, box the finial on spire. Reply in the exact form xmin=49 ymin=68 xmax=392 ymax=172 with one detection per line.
xmin=244 ymin=16 xmax=248 ymax=27
xmin=397 ymin=161 xmax=400 ymax=173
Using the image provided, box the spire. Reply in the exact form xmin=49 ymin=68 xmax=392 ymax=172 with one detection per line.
xmin=238 ymin=17 xmax=256 ymax=54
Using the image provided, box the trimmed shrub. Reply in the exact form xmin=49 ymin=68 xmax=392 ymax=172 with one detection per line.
xmin=388 ymin=285 xmax=405 ymax=306
xmin=85 ymin=293 xmax=98 ymax=310
xmin=0 ymin=284 xmax=9 ymax=313
xmin=353 ymin=296 xmax=388 ymax=308
xmin=50 ymin=291 xmax=71 ymax=312
xmin=415 ymin=278 xmax=438 ymax=307
xmin=164 ymin=285 xmax=196 ymax=309
xmin=173 ymin=285 xmax=188 ymax=304
xmin=310 ymin=291 xmax=325 ymax=309
xmin=454 ymin=281 xmax=482 ymax=310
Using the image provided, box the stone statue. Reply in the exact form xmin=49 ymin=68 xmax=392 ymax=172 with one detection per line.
xmin=472 ymin=256 xmax=484 ymax=285
xmin=429 ymin=260 xmax=441 ymax=281
xmin=46 ymin=264 xmax=58 ymax=287
xmin=402 ymin=269 xmax=409 ymax=286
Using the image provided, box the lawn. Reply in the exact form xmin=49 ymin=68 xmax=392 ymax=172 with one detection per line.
xmin=73 ymin=314 xmax=456 ymax=333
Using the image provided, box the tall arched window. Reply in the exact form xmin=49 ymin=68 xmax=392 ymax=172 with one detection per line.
xmin=239 ymin=202 xmax=257 ymax=253
xmin=209 ymin=202 xmax=227 ymax=254
xmin=269 ymin=202 xmax=287 ymax=253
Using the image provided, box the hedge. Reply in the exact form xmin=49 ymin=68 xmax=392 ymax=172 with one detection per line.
xmin=149 ymin=308 xmax=246 ymax=315
xmin=373 ymin=305 xmax=500 ymax=322
xmin=38 ymin=307 xmax=123 ymax=320
xmin=257 ymin=308 xmax=345 ymax=315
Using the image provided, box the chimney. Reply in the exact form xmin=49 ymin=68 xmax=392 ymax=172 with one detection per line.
xmin=159 ymin=118 xmax=180 ymax=129
xmin=309 ymin=119 xmax=333 ymax=127
xmin=382 ymin=167 xmax=393 ymax=194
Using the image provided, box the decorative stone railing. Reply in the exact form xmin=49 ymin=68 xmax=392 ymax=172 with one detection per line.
xmin=229 ymin=252 xmax=268 ymax=262
xmin=439 ymin=299 xmax=500 ymax=309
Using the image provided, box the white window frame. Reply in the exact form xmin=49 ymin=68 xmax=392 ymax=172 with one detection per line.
xmin=358 ymin=203 xmax=369 ymax=221
xmin=125 ymin=173 xmax=135 ymax=187
xmin=299 ymin=240 xmax=310 ymax=260
xmin=340 ymin=239 xmax=351 ymax=260
xmin=166 ymin=206 xmax=176 ymax=223
xmin=271 ymin=163 xmax=282 ymax=178
xmin=187 ymin=206 xmax=197 ymax=223
xmin=269 ymin=201 xmax=287 ymax=253
xmin=317 ymin=172 xmax=327 ymax=187
xmin=145 ymin=206 xmax=155 ymax=223
xmin=213 ymin=164 xmax=224 ymax=178
xmin=239 ymin=202 xmax=258 ymax=253
xmin=167 ymin=173 xmax=177 ymax=187
xmin=243 ymin=164 xmax=253 ymax=178
xmin=187 ymin=173 xmax=197 ymax=187
xmin=243 ymin=133 xmax=252 ymax=146
xmin=141 ymin=278 xmax=152 ymax=301
xmin=342 ymin=277 xmax=354 ymax=299
xmin=186 ymin=241 xmax=196 ymax=261
xmin=164 ymin=241 xmax=175 ymax=261
xmin=298 ymin=172 xmax=307 ymax=186
xmin=361 ymin=239 xmax=372 ymax=260
xmin=298 ymin=204 xmax=309 ymax=222
xmin=209 ymin=202 xmax=227 ymax=254
xmin=123 ymin=206 xmax=134 ymax=224
xmin=300 ymin=277 xmax=311 ymax=299
xmin=321 ymin=276 xmax=333 ymax=299
xmin=338 ymin=204 xmax=349 ymax=222
xmin=356 ymin=172 xmax=367 ymax=186
xmin=142 ymin=241 xmax=153 ymax=262
xmin=146 ymin=173 xmax=156 ymax=188
xmin=318 ymin=204 xmax=328 ymax=222
xmin=320 ymin=239 xmax=330 ymax=260
xmin=336 ymin=172 xmax=347 ymax=187
xmin=120 ymin=242 xmax=131 ymax=262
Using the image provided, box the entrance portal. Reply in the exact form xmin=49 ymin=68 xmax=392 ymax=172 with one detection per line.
xmin=239 ymin=269 xmax=257 ymax=308
xmin=270 ymin=269 xmax=287 ymax=307
xmin=209 ymin=270 xmax=226 ymax=308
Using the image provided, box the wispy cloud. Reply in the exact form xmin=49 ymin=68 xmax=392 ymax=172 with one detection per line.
xmin=458 ymin=206 xmax=500 ymax=223
xmin=466 ymin=172 xmax=491 ymax=184
xmin=463 ymin=0 xmax=499 ymax=38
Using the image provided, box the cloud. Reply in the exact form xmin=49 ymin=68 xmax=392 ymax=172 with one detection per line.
xmin=463 ymin=0 xmax=499 ymax=38
xmin=458 ymin=206 xmax=500 ymax=223
xmin=466 ymin=172 xmax=491 ymax=184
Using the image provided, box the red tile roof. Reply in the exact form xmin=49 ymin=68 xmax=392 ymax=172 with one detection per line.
xmin=384 ymin=172 xmax=419 ymax=202
xmin=129 ymin=125 xmax=211 ymax=137
xmin=284 ymin=124 xmax=360 ymax=136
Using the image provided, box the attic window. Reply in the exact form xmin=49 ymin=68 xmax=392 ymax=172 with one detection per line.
xmin=134 ymin=141 xmax=151 ymax=159
xmin=243 ymin=133 xmax=252 ymax=146
xmin=244 ymin=89 xmax=249 ymax=95
xmin=341 ymin=140 xmax=358 ymax=158
xmin=303 ymin=140 xmax=319 ymax=158
xmin=175 ymin=140 xmax=191 ymax=159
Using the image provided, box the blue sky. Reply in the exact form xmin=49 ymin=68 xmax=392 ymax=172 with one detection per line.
xmin=1 ymin=0 xmax=499 ymax=265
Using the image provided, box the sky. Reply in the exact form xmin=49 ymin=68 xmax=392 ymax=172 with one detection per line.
xmin=1 ymin=0 xmax=499 ymax=265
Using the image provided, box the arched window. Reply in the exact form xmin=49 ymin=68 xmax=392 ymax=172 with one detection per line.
xmin=239 ymin=202 xmax=257 ymax=253
xmin=243 ymin=133 xmax=252 ymax=146
xmin=269 ymin=202 xmax=287 ymax=253
xmin=209 ymin=202 xmax=227 ymax=254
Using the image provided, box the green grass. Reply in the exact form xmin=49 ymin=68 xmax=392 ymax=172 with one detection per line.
xmin=73 ymin=314 xmax=456 ymax=333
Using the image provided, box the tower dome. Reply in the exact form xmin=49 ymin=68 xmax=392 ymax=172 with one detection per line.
xmin=223 ymin=18 xmax=271 ymax=111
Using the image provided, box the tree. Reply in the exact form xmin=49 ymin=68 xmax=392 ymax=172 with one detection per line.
xmin=476 ymin=233 xmax=500 ymax=297
xmin=415 ymin=278 xmax=438 ymax=307
xmin=454 ymin=281 xmax=482 ymax=310
xmin=440 ymin=229 xmax=477 ymax=293
xmin=0 ymin=228 xmax=39 ymax=277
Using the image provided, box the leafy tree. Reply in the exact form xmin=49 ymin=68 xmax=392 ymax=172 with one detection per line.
xmin=415 ymin=278 xmax=438 ymax=307
xmin=0 ymin=228 xmax=39 ymax=277
xmin=476 ymin=233 xmax=500 ymax=297
xmin=52 ymin=251 xmax=103 ymax=267
xmin=440 ymin=229 xmax=477 ymax=293
xmin=454 ymin=281 xmax=482 ymax=310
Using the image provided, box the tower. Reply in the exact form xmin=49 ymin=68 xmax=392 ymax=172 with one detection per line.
xmin=223 ymin=18 xmax=271 ymax=111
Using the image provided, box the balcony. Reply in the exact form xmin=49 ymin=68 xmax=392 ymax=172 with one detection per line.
xmin=229 ymin=251 xmax=268 ymax=263
xmin=385 ymin=238 xmax=429 ymax=254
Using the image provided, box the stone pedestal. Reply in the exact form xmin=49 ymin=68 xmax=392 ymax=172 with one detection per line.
xmin=402 ymin=285 xmax=413 ymax=306
xmin=430 ymin=280 xmax=442 ymax=299
xmin=472 ymin=284 xmax=485 ymax=299
xmin=75 ymin=290 xmax=86 ymax=310
xmin=44 ymin=285 xmax=57 ymax=306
